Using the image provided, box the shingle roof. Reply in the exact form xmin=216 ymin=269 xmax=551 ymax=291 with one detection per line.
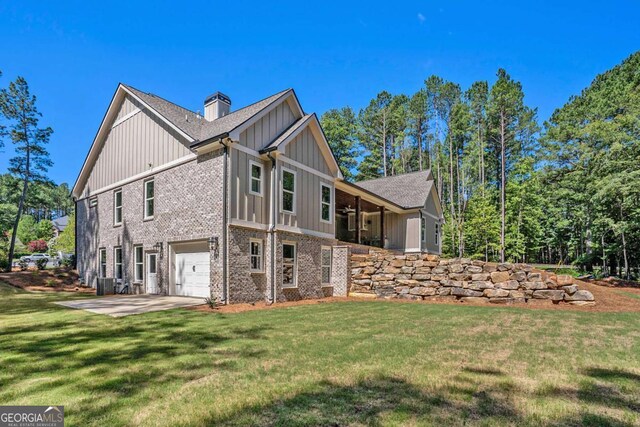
xmin=122 ymin=84 xmax=292 ymax=144
xmin=52 ymin=215 xmax=69 ymax=231
xmin=261 ymin=114 xmax=313 ymax=153
xmin=354 ymin=170 xmax=434 ymax=209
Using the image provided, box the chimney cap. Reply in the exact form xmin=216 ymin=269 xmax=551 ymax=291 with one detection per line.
xmin=204 ymin=91 xmax=231 ymax=106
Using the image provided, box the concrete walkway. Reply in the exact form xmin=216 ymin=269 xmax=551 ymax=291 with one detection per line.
xmin=55 ymin=295 xmax=205 ymax=317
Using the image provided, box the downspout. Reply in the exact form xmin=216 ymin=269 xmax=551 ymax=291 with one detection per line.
xmin=267 ymin=152 xmax=277 ymax=304
xmin=220 ymin=139 xmax=230 ymax=304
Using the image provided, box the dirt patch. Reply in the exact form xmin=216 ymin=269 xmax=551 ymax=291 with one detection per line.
xmin=193 ymin=279 xmax=640 ymax=314
xmin=0 ymin=269 xmax=93 ymax=294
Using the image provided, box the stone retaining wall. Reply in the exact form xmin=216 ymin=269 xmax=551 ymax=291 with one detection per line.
xmin=350 ymin=252 xmax=595 ymax=305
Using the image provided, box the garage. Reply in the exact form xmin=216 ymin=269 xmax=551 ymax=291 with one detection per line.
xmin=171 ymin=241 xmax=211 ymax=298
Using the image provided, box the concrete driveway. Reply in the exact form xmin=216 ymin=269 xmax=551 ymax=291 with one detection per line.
xmin=55 ymin=295 xmax=205 ymax=317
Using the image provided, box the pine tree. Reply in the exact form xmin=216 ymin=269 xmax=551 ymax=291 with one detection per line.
xmin=0 ymin=77 xmax=53 ymax=270
xmin=320 ymin=107 xmax=360 ymax=181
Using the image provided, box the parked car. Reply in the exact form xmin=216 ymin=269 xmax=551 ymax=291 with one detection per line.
xmin=20 ymin=253 xmax=51 ymax=263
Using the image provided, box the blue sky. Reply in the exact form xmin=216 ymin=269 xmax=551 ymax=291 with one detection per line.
xmin=1 ymin=1 xmax=638 ymax=186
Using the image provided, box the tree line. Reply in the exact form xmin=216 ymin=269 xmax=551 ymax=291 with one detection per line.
xmin=321 ymin=52 xmax=640 ymax=278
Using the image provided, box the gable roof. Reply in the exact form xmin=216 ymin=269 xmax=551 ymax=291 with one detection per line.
xmin=260 ymin=114 xmax=314 ymax=153
xmin=52 ymin=216 xmax=69 ymax=231
xmin=354 ymin=170 xmax=435 ymax=209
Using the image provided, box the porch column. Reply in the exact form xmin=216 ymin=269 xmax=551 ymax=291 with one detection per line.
xmin=355 ymin=196 xmax=361 ymax=245
xmin=379 ymin=205 xmax=385 ymax=248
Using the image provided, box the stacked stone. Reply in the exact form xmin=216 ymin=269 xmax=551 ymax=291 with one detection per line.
xmin=350 ymin=253 xmax=595 ymax=305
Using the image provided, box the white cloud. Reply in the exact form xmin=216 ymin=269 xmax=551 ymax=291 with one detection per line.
xmin=417 ymin=12 xmax=426 ymax=24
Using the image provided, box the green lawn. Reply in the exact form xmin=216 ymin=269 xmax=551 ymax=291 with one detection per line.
xmin=1 ymin=282 xmax=639 ymax=426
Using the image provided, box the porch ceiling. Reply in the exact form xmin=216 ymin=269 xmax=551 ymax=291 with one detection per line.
xmin=335 ymin=188 xmax=381 ymax=213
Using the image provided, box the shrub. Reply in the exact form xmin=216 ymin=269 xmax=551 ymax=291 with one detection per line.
xmin=204 ymin=297 xmax=221 ymax=310
xmin=18 ymin=259 xmax=28 ymax=271
xmin=35 ymin=258 xmax=48 ymax=270
xmin=0 ymin=258 xmax=8 ymax=271
xmin=62 ymin=254 xmax=76 ymax=269
xmin=28 ymin=240 xmax=48 ymax=253
xmin=45 ymin=279 xmax=56 ymax=287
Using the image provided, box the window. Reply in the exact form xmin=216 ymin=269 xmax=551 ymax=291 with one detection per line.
xmin=421 ymin=217 xmax=426 ymax=242
xmin=144 ymin=179 xmax=155 ymax=219
xmin=89 ymin=197 xmax=98 ymax=208
xmin=98 ymin=248 xmax=107 ymax=278
xmin=360 ymin=212 xmax=368 ymax=231
xmin=281 ymin=168 xmax=296 ymax=214
xmin=114 ymin=190 xmax=123 ymax=225
xmin=114 ymin=247 xmax=123 ymax=280
xmin=435 ymin=223 xmax=439 ymax=245
xmin=249 ymin=161 xmax=263 ymax=196
xmin=250 ymin=239 xmax=264 ymax=272
xmin=134 ymin=246 xmax=143 ymax=282
xmin=348 ymin=213 xmax=356 ymax=231
xmin=321 ymin=246 xmax=332 ymax=285
xmin=320 ymin=184 xmax=332 ymax=223
xmin=282 ymin=242 xmax=297 ymax=287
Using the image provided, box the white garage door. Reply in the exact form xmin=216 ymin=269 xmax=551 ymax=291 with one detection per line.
xmin=175 ymin=252 xmax=210 ymax=298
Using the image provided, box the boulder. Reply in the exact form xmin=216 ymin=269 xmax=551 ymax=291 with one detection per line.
xmin=383 ymin=267 xmax=401 ymax=274
xmin=431 ymin=274 xmax=447 ymax=282
xmin=471 ymin=273 xmax=491 ymax=281
xmin=432 ymin=266 xmax=447 ymax=274
xmin=532 ymin=290 xmax=564 ymax=301
xmin=395 ymin=286 xmax=410 ymax=294
xmin=509 ymin=290 xmax=526 ymax=299
xmin=523 ymin=281 xmax=547 ymax=290
xmin=483 ymin=262 xmax=498 ymax=273
xmin=465 ymin=281 xmax=494 ymax=290
xmin=466 ymin=265 xmax=484 ymax=274
xmin=484 ymin=288 xmax=510 ymax=298
xmin=450 ymin=273 xmax=471 ymax=281
xmin=527 ymin=272 xmax=542 ymax=281
xmin=561 ymin=285 xmax=578 ymax=295
xmin=451 ymin=287 xmax=483 ymax=297
xmin=449 ymin=263 xmax=464 ymax=273
xmin=460 ymin=258 xmax=472 ymax=265
xmin=372 ymin=274 xmax=394 ymax=281
xmin=409 ymin=286 xmax=437 ymax=296
xmin=497 ymin=262 xmax=513 ymax=271
xmin=353 ymin=279 xmax=372 ymax=286
xmin=415 ymin=267 xmax=432 ymax=274
xmin=437 ymin=287 xmax=451 ymax=296
xmin=390 ymin=259 xmax=406 ymax=267
xmin=556 ymin=275 xmax=574 ymax=286
xmin=564 ymin=290 xmax=594 ymax=302
xmin=397 ymin=279 xmax=419 ymax=286
xmin=568 ymin=301 xmax=596 ymax=306
xmin=511 ymin=271 xmax=527 ymax=282
xmin=495 ymin=280 xmax=520 ymax=290
xmin=490 ymin=271 xmax=511 ymax=283
xmin=400 ymin=266 xmax=415 ymax=274
xmin=443 ymin=280 xmax=464 ymax=288
xmin=412 ymin=274 xmax=431 ymax=281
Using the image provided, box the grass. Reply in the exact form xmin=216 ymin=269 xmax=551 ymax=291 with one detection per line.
xmin=1 ymin=282 xmax=640 ymax=426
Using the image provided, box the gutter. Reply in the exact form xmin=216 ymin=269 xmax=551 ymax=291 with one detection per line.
xmin=267 ymin=152 xmax=277 ymax=304
xmin=73 ymin=197 xmax=78 ymax=270
xmin=190 ymin=132 xmax=229 ymax=150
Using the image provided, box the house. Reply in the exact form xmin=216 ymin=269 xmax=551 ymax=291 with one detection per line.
xmin=72 ymin=84 xmax=443 ymax=303
xmin=52 ymin=215 xmax=69 ymax=237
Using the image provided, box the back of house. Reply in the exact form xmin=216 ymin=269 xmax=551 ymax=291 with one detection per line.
xmin=73 ymin=84 xmax=443 ymax=303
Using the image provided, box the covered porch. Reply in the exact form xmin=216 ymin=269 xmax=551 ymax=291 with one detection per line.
xmin=334 ymin=186 xmax=389 ymax=249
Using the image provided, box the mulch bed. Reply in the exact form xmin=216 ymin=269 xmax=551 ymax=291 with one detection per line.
xmin=583 ymin=276 xmax=640 ymax=289
xmin=0 ymin=269 xmax=94 ymax=294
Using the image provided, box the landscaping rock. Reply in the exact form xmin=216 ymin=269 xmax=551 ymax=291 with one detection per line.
xmin=484 ymin=288 xmax=510 ymax=298
xmin=465 ymin=281 xmax=494 ymax=290
xmin=561 ymin=285 xmax=578 ymax=295
xmin=532 ymin=290 xmax=564 ymax=301
xmin=460 ymin=297 xmax=489 ymax=303
xmin=490 ymin=271 xmax=511 ymax=283
xmin=451 ymin=287 xmax=483 ymax=297
xmin=409 ymin=287 xmax=437 ymax=296
xmin=523 ymin=281 xmax=547 ymax=290
xmin=489 ymin=298 xmax=515 ymax=304
xmin=471 ymin=273 xmax=491 ymax=281
xmin=509 ymin=290 xmax=526 ymax=299
xmin=495 ymin=280 xmax=519 ymax=290
xmin=511 ymin=271 xmax=527 ymax=282
xmin=568 ymin=301 xmax=596 ymax=306
xmin=564 ymin=290 xmax=594 ymax=302
xmin=466 ymin=265 xmax=484 ymax=274
xmin=398 ymin=294 xmax=422 ymax=300
xmin=449 ymin=263 xmax=464 ymax=273
xmin=557 ymin=275 xmax=574 ymax=286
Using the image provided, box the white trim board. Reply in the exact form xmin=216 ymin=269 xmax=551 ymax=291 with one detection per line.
xmin=111 ymin=108 xmax=142 ymax=128
xmin=229 ymin=219 xmax=335 ymax=241
xmin=277 ymin=154 xmax=335 ymax=182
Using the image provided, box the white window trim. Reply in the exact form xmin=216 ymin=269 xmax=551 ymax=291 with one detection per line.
xmin=114 ymin=189 xmax=123 ymax=226
xmin=320 ymin=183 xmax=333 ymax=224
xmin=144 ymin=179 xmax=155 ymax=220
xmin=360 ymin=212 xmax=368 ymax=231
xmin=321 ymin=246 xmax=332 ymax=286
xmin=248 ymin=160 xmax=263 ymax=197
xmin=249 ymin=238 xmax=264 ymax=273
xmin=98 ymin=248 xmax=107 ymax=278
xmin=281 ymin=241 xmax=297 ymax=288
xmin=114 ymin=246 xmax=123 ymax=281
xmin=348 ymin=212 xmax=356 ymax=231
xmin=134 ymin=245 xmax=144 ymax=283
xmin=280 ymin=167 xmax=297 ymax=215
xmin=89 ymin=197 xmax=98 ymax=208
